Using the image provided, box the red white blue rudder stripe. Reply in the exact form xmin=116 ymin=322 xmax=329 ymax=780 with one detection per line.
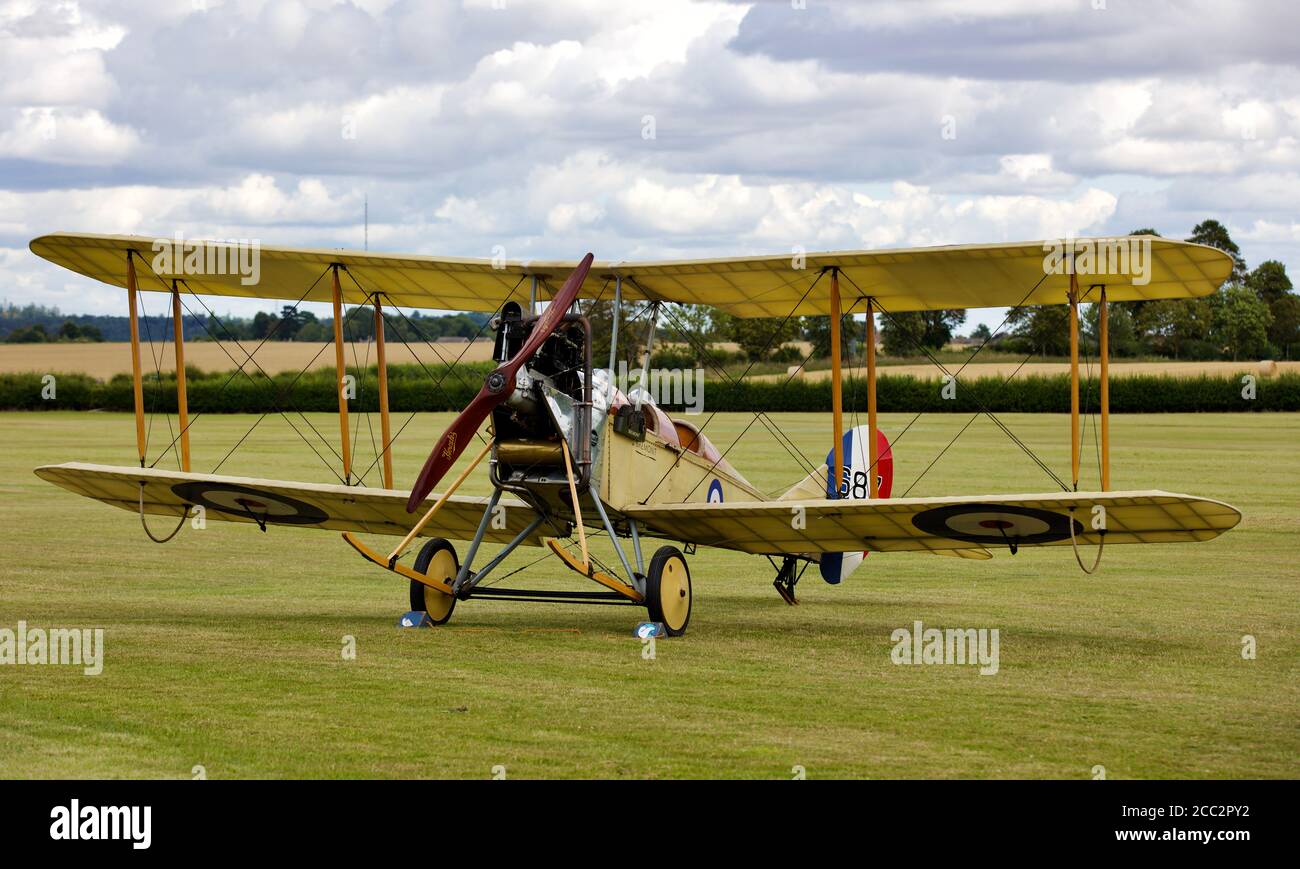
xmin=819 ymin=425 xmax=893 ymax=584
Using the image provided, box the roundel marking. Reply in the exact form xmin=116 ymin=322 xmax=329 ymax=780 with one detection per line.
xmin=911 ymin=503 xmax=1081 ymax=545
xmin=707 ymin=479 xmax=724 ymax=503
xmin=170 ymin=482 xmax=329 ymax=526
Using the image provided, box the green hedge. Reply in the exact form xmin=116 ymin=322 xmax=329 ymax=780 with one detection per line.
xmin=2 ymin=367 xmax=1296 ymax=413
xmin=689 ymin=373 xmax=1300 ymax=413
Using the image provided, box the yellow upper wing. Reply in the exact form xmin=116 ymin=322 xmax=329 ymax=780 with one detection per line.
xmin=30 ymin=233 xmax=544 ymax=313
xmin=29 ymin=233 xmax=1232 ymax=317
xmin=622 ymin=491 xmax=1240 ymax=556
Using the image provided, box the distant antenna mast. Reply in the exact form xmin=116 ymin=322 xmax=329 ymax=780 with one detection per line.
xmin=364 ymin=195 xmax=368 ymax=251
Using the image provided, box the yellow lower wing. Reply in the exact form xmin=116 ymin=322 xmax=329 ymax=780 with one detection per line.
xmin=933 ymin=547 xmax=993 ymax=560
xmin=622 ymin=491 xmax=1240 ymax=556
xmin=34 ymin=463 xmax=548 ymax=545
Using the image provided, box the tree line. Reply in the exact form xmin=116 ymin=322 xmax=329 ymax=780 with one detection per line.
xmin=1 ymin=302 xmax=490 ymax=345
xmin=2 ymin=318 xmax=105 ymax=344
xmin=990 ymin=221 xmax=1295 ymax=361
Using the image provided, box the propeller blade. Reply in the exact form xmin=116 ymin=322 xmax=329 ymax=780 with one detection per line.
xmin=405 ymin=253 xmax=594 ymax=512
xmin=502 ymin=252 xmax=594 ymax=381
xmin=404 ymin=389 xmax=498 ymax=512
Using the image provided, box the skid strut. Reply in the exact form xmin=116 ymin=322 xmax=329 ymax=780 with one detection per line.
xmin=772 ymin=555 xmax=803 ymax=606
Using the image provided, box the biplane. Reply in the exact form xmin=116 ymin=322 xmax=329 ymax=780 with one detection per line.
xmin=29 ymin=232 xmax=1241 ymax=635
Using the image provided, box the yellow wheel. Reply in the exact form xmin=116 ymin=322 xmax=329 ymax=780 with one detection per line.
xmin=646 ymin=545 xmax=692 ymax=636
xmin=410 ymin=538 xmax=458 ymax=626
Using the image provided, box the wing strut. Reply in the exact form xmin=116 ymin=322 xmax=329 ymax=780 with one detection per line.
xmin=330 ymin=264 xmax=353 ymax=484
xmin=1099 ymin=285 xmax=1111 ymax=490
xmin=125 ymin=252 xmax=147 ymax=466
xmin=386 ymin=438 xmax=494 ymax=567
xmin=1069 ymin=268 xmax=1080 ymax=488
xmin=829 ymin=267 xmax=844 ymax=495
xmin=372 ymin=292 xmax=395 ymax=488
xmin=169 ymin=279 xmax=192 ymax=471
xmin=865 ymin=295 xmax=878 ymax=498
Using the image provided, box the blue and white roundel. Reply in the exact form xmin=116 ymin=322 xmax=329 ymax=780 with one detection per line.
xmin=707 ymin=479 xmax=724 ymax=503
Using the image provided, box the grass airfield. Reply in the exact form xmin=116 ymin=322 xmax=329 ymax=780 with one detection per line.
xmin=0 ymin=410 xmax=1296 ymax=779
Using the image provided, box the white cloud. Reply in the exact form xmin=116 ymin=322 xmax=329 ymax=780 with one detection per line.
xmin=0 ymin=107 xmax=138 ymax=164
xmin=6 ymin=173 xmax=357 ymax=238
xmin=0 ymin=0 xmax=1297 ymax=318
xmin=0 ymin=1 xmax=123 ymax=105
xmin=616 ymin=174 xmax=771 ymax=235
xmin=1240 ymin=219 xmax=1300 ymax=244
xmin=835 ymin=0 xmax=1081 ymax=28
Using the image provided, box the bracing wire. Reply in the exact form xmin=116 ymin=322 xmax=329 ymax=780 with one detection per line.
xmin=637 ymin=268 xmax=828 ymax=504
xmin=344 ymin=274 xmax=527 ymax=484
xmin=138 ymin=483 xmax=187 ymax=544
xmin=133 ymin=260 xmax=349 ymax=481
xmin=838 ymin=270 xmax=1070 ymax=493
xmin=652 ymin=301 xmax=822 ymax=487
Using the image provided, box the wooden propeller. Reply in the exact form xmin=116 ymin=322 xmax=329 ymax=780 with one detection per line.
xmin=405 ymin=253 xmax=594 ymax=512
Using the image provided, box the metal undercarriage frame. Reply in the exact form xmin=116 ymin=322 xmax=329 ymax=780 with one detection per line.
xmin=770 ymin=554 xmax=811 ymax=606
xmin=442 ymin=492 xmax=651 ymax=606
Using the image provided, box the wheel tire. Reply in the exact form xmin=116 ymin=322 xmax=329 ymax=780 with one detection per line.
xmin=645 ymin=545 xmax=691 ymax=636
xmin=409 ymin=538 xmax=458 ymax=626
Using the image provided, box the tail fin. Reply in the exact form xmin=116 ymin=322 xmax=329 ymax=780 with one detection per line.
xmin=777 ymin=425 xmax=892 ymax=585
xmin=778 ymin=424 xmax=893 ymax=503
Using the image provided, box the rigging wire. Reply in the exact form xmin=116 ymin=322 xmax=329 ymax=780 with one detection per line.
xmin=835 ymin=265 xmax=1056 ymax=491
xmin=345 ymin=267 xmax=522 ymax=398
xmin=197 ymin=303 xmax=361 ymax=479
xmin=652 ymin=301 xmax=823 ymax=486
xmin=133 ymin=287 xmax=180 ymax=470
xmin=656 ymin=299 xmax=825 ymax=469
xmin=344 ymin=298 xmax=370 ymax=483
xmin=836 ymin=269 xmax=1071 ymax=493
xmin=674 ymin=292 xmax=863 ymax=501
xmin=900 ymin=350 xmax=1038 ymax=498
xmin=351 ymin=301 xmax=381 ymax=483
xmin=345 ymin=276 xmax=527 ymax=484
xmin=134 ymin=261 xmax=349 ymax=480
xmin=1077 ymin=285 xmax=1104 ymax=491
xmin=173 ymin=289 xmax=351 ymax=482
xmin=637 ymin=267 xmax=828 ymax=503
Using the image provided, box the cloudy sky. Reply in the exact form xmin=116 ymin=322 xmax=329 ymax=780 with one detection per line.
xmin=2 ymin=0 xmax=1297 ymax=330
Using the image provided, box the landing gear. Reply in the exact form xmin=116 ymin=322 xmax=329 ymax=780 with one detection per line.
xmin=409 ymin=537 xmax=458 ymax=626
xmin=772 ymin=555 xmax=802 ymax=605
xmin=645 ymin=545 xmax=691 ymax=636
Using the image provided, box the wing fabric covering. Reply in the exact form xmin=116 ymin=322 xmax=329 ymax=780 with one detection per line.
xmin=34 ymin=463 xmax=547 ymax=546
xmin=623 ymin=491 xmax=1240 ymax=556
xmin=29 ymin=233 xmax=1233 ymax=317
